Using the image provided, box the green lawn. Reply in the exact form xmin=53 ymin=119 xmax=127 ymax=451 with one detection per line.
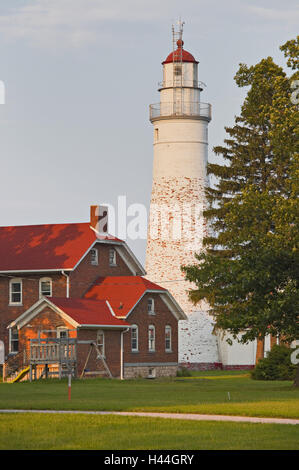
xmin=0 ymin=413 xmax=298 ymax=450
xmin=0 ymin=371 xmax=298 ymax=419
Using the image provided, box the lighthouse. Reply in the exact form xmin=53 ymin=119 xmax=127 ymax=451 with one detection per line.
xmin=145 ymin=22 xmax=220 ymax=367
xmin=145 ymin=23 xmax=259 ymax=369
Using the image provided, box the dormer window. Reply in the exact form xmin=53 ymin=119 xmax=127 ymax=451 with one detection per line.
xmin=109 ymin=248 xmax=117 ymax=266
xmin=147 ymin=298 xmax=155 ymax=315
xmin=39 ymin=277 xmax=52 ymax=298
xmin=9 ymin=279 xmax=22 ymax=305
xmin=90 ymin=248 xmax=98 ymax=265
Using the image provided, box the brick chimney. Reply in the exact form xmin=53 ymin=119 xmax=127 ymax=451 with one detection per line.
xmin=90 ymin=205 xmax=108 ymax=235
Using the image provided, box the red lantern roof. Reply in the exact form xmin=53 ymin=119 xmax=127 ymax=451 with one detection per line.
xmin=163 ymin=39 xmax=198 ymax=65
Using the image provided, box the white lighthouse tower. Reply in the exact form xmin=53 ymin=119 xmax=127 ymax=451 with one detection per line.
xmin=146 ymin=23 xmax=258 ymax=369
xmin=145 ymin=23 xmax=220 ymax=367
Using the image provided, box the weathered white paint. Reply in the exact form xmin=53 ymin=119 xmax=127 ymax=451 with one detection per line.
xmin=217 ymin=333 xmax=257 ymax=366
xmin=264 ymin=334 xmax=271 ymax=357
xmin=179 ymin=310 xmax=219 ymax=364
xmin=146 ymin=39 xmax=257 ymax=367
xmin=146 ymin=47 xmax=218 ymax=364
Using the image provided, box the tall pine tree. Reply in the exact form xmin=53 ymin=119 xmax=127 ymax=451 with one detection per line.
xmin=182 ymin=37 xmax=299 ymax=384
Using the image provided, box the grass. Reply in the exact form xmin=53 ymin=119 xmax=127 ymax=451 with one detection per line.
xmin=0 ymin=413 xmax=298 ymax=450
xmin=0 ymin=371 xmax=298 ymax=419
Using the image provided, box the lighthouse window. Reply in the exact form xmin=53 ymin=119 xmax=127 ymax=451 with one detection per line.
xmin=155 ymin=128 xmax=159 ymax=141
xmin=174 ymin=66 xmax=182 ymax=76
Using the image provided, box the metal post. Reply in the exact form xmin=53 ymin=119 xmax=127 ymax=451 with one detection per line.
xmin=68 ymin=373 xmax=71 ymax=401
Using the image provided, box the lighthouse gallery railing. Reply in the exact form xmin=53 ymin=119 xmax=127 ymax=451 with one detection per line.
xmin=149 ymin=101 xmax=211 ymax=121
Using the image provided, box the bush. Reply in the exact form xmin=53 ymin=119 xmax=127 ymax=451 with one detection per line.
xmin=251 ymin=344 xmax=297 ymax=381
xmin=176 ymin=367 xmax=192 ymax=377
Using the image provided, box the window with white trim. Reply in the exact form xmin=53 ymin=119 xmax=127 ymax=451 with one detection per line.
xmin=165 ymin=325 xmax=172 ymax=352
xmin=131 ymin=325 xmax=138 ymax=352
xmin=9 ymin=278 xmax=22 ymax=305
xmin=147 ymin=298 xmax=155 ymax=315
xmin=9 ymin=327 xmax=19 ymax=353
xmin=90 ymin=248 xmax=98 ymax=265
xmin=97 ymin=330 xmax=105 ymax=357
xmin=148 ymin=325 xmax=155 ymax=352
xmin=57 ymin=327 xmax=68 ymax=339
xmin=109 ymin=248 xmax=117 ymax=266
xmin=39 ymin=277 xmax=52 ymax=298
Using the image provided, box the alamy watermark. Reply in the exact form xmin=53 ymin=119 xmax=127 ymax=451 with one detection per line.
xmin=94 ymin=196 xmax=205 ymax=242
xmin=291 ymin=341 xmax=299 ymax=365
xmin=291 ymin=80 xmax=299 ymax=105
xmin=0 ymin=80 xmax=5 ymax=104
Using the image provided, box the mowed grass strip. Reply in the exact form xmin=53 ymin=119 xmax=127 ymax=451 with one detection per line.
xmin=0 ymin=413 xmax=298 ymax=450
xmin=0 ymin=373 xmax=298 ymax=419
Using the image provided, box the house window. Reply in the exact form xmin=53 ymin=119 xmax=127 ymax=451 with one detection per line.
xmin=131 ymin=325 xmax=138 ymax=352
xmin=148 ymin=367 xmax=156 ymax=379
xmin=97 ymin=330 xmax=105 ymax=357
xmin=39 ymin=277 xmax=52 ymax=298
xmin=9 ymin=327 xmax=19 ymax=353
xmin=109 ymin=248 xmax=117 ymax=266
xmin=165 ymin=325 xmax=172 ymax=352
xmin=147 ymin=298 xmax=155 ymax=315
xmin=9 ymin=279 xmax=22 ymax=305
xmin=57 ymin=327 xmax=68 ymax=339
xmin=90 ymin=248 xmax=98 ymax=265
xmin=148 ymin=325 xmax=155 ymax=352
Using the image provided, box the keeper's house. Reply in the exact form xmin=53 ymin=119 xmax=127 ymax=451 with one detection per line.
xmin=0 ymin=206 xmax=186 ymax=381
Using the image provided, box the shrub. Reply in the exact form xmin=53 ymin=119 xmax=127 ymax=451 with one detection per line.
xmin=176 ymin=367 xmax=192 ymax=377
xmin=251 ymin=344 xmax=297 ymax=381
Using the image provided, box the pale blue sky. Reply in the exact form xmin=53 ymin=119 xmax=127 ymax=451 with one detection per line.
xmin=0 ymin=0 xmax=298 ymax=265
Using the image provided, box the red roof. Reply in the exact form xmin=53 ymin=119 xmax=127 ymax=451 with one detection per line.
xmin=84 ymin=276 xmax=166 ymax=317
xmin=163 ymin=40 xmax=198 ymax=64
xmin=0 ymin=222 xmax=121 ymax=272
xmin=48 ymin=297 xmax=130 ymax=328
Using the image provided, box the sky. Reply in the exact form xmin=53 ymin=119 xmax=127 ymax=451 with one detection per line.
xmin=0 ymin=0 xmax=298 ymax=265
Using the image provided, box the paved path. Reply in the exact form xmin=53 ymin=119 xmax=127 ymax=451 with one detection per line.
xmin=0 ymin=409 xmax=298 ymax=425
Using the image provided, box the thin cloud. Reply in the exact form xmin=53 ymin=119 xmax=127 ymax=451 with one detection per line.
xmin=247 ymin=5 xmax=299 ymax=23
xmin=0 ymin=0 xmax=187 ymax=49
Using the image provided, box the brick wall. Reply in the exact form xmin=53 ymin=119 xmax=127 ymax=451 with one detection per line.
xmin=19 ymin=306 xmax=75 ymax=347
xmin=123 ymin=292 xmax=178 ymax=367
xmin=69 ymin=243 xmax=132 ymax=298
xmin=76 ymin=328 xmax=122 ymax=378
xmin=17 ymin=306 xmax=123 ymax=378
xmin=0 ymin=242 xmax=133 ymax=357
xmin=0 ymin=273 xmax=66 ymax=354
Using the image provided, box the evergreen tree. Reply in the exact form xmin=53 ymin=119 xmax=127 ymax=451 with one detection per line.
xmin=182 ymin=37 xmax=299 ymax=385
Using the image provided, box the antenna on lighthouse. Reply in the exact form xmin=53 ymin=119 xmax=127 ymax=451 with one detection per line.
xmin=171 ymin=18 xmax=185 ymax=57
xmin=171 ymin=19 xmax=185 ymax=114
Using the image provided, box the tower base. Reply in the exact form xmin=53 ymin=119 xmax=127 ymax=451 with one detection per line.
xmin=178 ymin=311 xmax=258 ymax=370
